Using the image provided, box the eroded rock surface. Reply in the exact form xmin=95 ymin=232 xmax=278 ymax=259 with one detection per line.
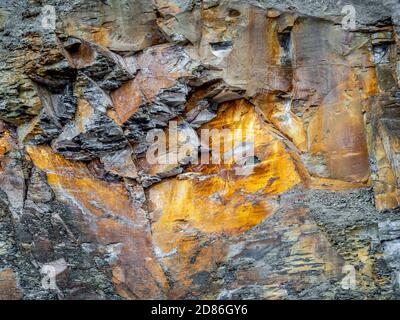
xmin=0 ymin=0 xmax=400 ymax=300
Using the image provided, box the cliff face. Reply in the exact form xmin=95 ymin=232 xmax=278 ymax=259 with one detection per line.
xmin=0 ymin=0 xmax=400 ymax=300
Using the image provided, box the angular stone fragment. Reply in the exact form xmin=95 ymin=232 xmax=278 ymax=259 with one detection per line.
xmin=136 ymin=121 xmax=200 ymax=187
xmin=157 ymin=7 xmax=202 ymax=45
xmin=100 ymin=147 xmax=138 ymax=180
xmin=52 ymin=76 xmax=127 ymax=161
xmin=17 ymin=84 xmax=77 ymax=145
xmin=74 ymin=73 xmax=114 ymax=113
xmin=52 ymin=74 xmax=127 ymax=160
xmin=63 ymin=39 xmax=135 ymax=90
xmin=110 ymin=44 xmax=198 ymax=155
xmin=53 ymin=99 xmax=127 ymax=161
xmin=189 ymin=108 xmax=217 ymax=129
xmin=26 ymin=167 xmax=54 ymax=204
xmin=253 ymin=94 xmax=307 ymax=152
xmin=184 ymin=80 xmax=245 ymax=110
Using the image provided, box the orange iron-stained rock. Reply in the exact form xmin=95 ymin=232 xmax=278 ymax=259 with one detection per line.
xmin=26 ymin=145 xmax=168 ymax=299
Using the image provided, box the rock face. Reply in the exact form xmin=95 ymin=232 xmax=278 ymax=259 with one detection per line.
xmin=0 ymin=0 xmax=400 ymax=300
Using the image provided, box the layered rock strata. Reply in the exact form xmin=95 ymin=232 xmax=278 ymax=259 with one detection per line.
xmin=0 ymin=0 xmax=400 ymax=299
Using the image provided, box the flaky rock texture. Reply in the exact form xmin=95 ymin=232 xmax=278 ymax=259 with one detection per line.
xmin=0 ymin=0 xmax=400 ymax=300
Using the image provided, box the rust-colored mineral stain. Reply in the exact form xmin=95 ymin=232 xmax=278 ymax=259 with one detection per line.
xmin=75 ymin=99 xmax=95 ymax=132
xmin=63 ymin=18 xmax=111 ymax=50
xmin=26 ymin=145 xmax=168 ymax=299
xmin=111 ymin=44 xmax=191 ymax=124
xmin=27 ymin=145 xmax=136 ymax=220
xmin=147 ymin=99 xmax=307 ymax=298
xmin=370 ymin=133 xmax=400 ymax=210
xmin=290 ymin=19 xmax=374 ymax=183
xmin=68 ymin=42 xmax=96 ymax=69
xmin=194 ymin=100 xmax=307 ymax=191
xmin=150 ymin=175 xmax=278 ymax=241
xmin=308 ymin=74 xmax=371 ymax=182
xmin=0 ymin=129 xmax=13 ymax=173
xmin=254 ymin=94 xmax=307 ymax=152
xmin=0 ymin=130 xmax=12 ymax=158
xmin=92 ymin=26 xmax=112 ymax=49
xmin=95 ymin=218 xmax=168 ymax=299
xmin=111 ymin=79 xmax=143 ymax=124
xmin=135 ymin=46 xmax=183 ymax=100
